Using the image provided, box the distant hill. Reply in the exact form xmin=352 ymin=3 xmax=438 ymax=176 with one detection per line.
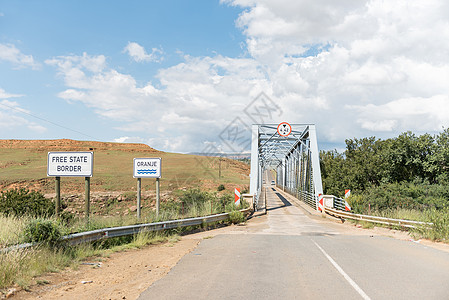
xmin=0 ymin=139 xmax=250 ymax=194
xmin=0 ymin=139 xmax=160 ymax=152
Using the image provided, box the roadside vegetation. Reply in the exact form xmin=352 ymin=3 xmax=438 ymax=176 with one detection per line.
xmin=0 ymin=188 xmax=249 ymax=291
xmin=320 ymin=128 xmax=449 ymax=242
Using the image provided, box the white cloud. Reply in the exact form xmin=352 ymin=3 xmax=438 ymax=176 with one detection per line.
xmin=123 ymin=42 xmax=163 ymax=63
xmin=46 ymin=52 xmax=106 ymax=76
xmin=0 ymin=99 xmax=47 ymax=134
xmin=48 ymin=0 xmax=449 ymax=151
xmin=112 ymin=136 xmax=147 ymax=144
xmin=0 ymin=88 xmax=23 ymax=99
xmin=0 ymin=43 xmax=40 ymax=69
xmin=350 ymin=95 xmax=449 ymax=133
xmin=223 ymin=0 xmax=449 ymax=143
xmin=47 ymin=52 xmax=273 ymax=152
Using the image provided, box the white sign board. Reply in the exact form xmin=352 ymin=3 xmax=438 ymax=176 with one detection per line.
xmin=47 ymin=152 xmax=93 ymax=177
xmin=133 ymin=158 xmax=161 ymax=178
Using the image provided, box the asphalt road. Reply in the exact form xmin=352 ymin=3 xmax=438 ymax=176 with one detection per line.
xmin=138 ymin=187 xmax=449 ymax=300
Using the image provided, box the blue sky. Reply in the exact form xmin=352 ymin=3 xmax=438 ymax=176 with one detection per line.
xmin=1 ymin=0 xmax=449 ymax=153
xmin=0 ymin=1 xmax=245 ymax=145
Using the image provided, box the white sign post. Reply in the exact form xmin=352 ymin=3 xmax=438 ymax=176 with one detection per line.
xmin=47 ymin=152 xmax=94 ymax=222
xmin=133 ymin=158 xmax=162 ymax=219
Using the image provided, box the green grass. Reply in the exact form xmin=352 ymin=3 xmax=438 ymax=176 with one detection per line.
xmin=413 ymin=209 xmax=449 ymax=242
xmin=349 ymin=207 xmax=449 ymax=242
xmin=371 ymin=208 xmax=431 ymax=223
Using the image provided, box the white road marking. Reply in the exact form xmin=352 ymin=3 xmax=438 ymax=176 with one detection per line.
xmin=313 ymin=240 xmax=371 ymax=300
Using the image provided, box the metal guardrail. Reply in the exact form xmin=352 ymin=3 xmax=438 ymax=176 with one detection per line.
xmin=325 ymin=207 xmax=432 ymax=229
xmin=1 ymin=207 xmax=252 ymax=252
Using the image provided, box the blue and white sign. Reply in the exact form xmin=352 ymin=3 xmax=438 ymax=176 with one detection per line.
xmin=133 ymin=158 xmax=161 ymax=178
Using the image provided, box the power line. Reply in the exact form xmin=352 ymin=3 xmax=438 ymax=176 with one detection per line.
xmin=0 ymin=101 xmax=98 ymax=140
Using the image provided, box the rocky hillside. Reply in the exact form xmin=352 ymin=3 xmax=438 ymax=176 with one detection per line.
xmin=0 ymin=139 xmax=160 ymax=153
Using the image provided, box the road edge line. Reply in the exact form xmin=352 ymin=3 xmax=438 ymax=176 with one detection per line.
xmin=312 ymin=240 xmax=371 ymax=300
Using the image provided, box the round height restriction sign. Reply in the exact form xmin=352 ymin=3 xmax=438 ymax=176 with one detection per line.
xmin=277 ymin=122 xmax=292 ymax=137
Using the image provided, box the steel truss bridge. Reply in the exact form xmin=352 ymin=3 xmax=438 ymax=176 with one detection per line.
xmin=250 ymin=124 xmax=323 ymax=210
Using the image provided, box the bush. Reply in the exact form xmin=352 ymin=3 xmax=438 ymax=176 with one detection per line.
xmin=180 ymin=189 xmax=211 ymax=210
xmin=347 ymin=182 xmax=449 ymax=214
xmin=217 ymin=184 xmax=225 ymax=191
xmin=228 ymin=211 xmax=245 ymax=224
xmin=160 ymin=199 xmax=182 ymax=214
xmin=0 ymin=188 xmax=54 ymax=217
xmin=23 ymin=219 xmax=62 ymax=246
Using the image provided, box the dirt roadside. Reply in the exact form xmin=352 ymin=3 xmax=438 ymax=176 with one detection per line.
xmin=10 ymin=239 xmax=199 ymax=300
xmin=7 ymin=223 xmax=244 ymax=300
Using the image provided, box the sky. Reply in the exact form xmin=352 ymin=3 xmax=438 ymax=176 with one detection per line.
xmin=1 ymin=0 xmax=449 ymax=154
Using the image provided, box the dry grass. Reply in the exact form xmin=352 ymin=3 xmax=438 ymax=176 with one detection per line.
xmin=0 ymin=246 xmax=73 ymax=290
xmin=0 ymin=215 xmax=29 ymax=247
xmin=0 ymin=230 xmax=180 ymax=291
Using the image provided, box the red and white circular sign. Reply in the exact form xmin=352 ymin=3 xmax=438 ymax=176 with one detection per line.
xmin=277 ymin=122 xmax=292 ymax=137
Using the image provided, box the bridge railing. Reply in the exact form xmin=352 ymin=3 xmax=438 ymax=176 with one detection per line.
xmin=297 ymin=190 xmax=317 ymax=209
xmin=332 ymin=196 xmax=346 ymax=211
xmin=280 ymin=186 xmax=317 ymax=210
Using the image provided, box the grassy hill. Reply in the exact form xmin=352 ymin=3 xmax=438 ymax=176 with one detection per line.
xmin=0 ymin=139 xmax=250 ymax=195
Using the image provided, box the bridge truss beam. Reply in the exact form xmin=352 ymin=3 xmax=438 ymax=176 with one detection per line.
xmin=250 ymin=124 xmax=323 ymax=210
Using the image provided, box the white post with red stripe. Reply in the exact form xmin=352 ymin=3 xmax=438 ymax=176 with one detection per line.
xmin=234 ymin=188 xmax=241 ymax=206
xmin=344 ymin=189 xmax=352 ymax=211
xmin=318 ymin=194 xmax=324 ymax=212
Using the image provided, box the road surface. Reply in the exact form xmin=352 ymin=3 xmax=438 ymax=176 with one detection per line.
xmin=138 ymin=186 xmax=449 ymax=300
